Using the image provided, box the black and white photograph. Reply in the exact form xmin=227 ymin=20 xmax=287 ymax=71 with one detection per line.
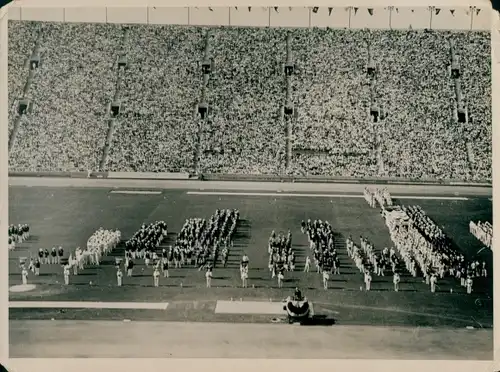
xmin=4 ymin=3 xmax=494 ymax=361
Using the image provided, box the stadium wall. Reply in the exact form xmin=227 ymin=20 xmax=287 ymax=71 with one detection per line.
xmin=7 ymin=6 xmax=491 ymax=31
xmin=7 ymin=171 xmax=492 ymax=187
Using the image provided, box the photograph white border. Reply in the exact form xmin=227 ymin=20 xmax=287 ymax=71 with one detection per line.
xmin=1 ymin=0 xmax=497 ymax=371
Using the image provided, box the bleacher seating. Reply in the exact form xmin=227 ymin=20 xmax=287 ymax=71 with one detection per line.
xmin=7 ymin=21 xmax=491 ymax=182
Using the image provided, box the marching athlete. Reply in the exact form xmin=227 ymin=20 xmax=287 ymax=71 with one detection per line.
xmin=162 ymin=257 xmax=169 ymax=278
xmin=72 ymin=254 xmax=78 ymax=275
xmin=242 ymin=253 xmax=249 ymax=268
xmin=364 ymin=271 xmax=372 ymax=291
xmin=34 ymin=258 xmax=40 ymax=276
xmin=277 ymin=267 xmax=284 ymax=288
xmin=241 ymin=264 xmax=248 ymax=288
xmin=117 ymin=267 xmax=123 ymax=287
xmin=322 ymin=269 xmax=329 ymax=290
xmin=57 ymin=246 xmax=64 ymax=265
xmin=43 ymin=248 xmax=50 ymax=264
xmin=393 ymin=272 xmax=400 ymax=292
xmin=21 ymin=266 xmax=28 ymax=285
xmin=127 ymin=259 xmax=134 ymax=277
xmin=206 ymin=267 xmax=213 ymax=288
xmin=333 ymin=256 xmax=340 ymax=275
xmin=304 ymin=256 xmax=311 ymax=273
xmin=466 ymin=276 xmax=473 ymax=294
xmin=64 ymin=264 xmax=70 ymax=285
xmin=430 ymin=274 xmax=437 ymax=293
xmin=153 ymin=266 xmax=160 ymax=287
xmin=51 ymin=247 xmax=57 ymax=264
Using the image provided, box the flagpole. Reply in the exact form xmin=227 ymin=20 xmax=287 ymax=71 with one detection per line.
xmin=469 ymin=6 xmax=474 ymax=31
xmin=429 ymin=7 xmax=433 ymax=30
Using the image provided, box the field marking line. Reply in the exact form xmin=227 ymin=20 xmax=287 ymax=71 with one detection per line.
xmin=395 ymin=195 xmax=468 ymax=201
xmin=9 ymin=301 xmax=169 ymax=310
xmin=313 ymin=301 xmax=491 ymax=326
xmin=109 ymin=190 xmax=162 ymax=195
xmin=186 ymin=191 xmax=468 ymax=201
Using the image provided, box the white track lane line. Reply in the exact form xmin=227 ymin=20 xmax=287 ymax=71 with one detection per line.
xmin=110 ymin=190 xmax=162 ymax=195
xmin=9 ymin=301 xmax=169 ymax=310
xmin=186 ymin=191 xmax=468 ymax=201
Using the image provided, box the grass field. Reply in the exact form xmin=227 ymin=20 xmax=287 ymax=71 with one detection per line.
xmin=8 ymin=185 xmax=493 ymax=329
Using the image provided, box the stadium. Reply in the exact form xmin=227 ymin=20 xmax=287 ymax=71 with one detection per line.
xmin=7 ymin=5 xmax=493 ymax=359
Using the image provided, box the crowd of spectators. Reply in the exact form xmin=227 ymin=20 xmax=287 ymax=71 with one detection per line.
xmin=7 ymin=22 xmax=491 ymax=182
xmin=7 ymin=21 xmax=38 ymax=122
xmin=198 ymin=28 xmax=287 ymax=174
xmin=372 ymin=30 xmax=469 ymax=180
xmin=9 ymin=22 xmax=119 ymax=172
xmin=455 ymin=31 xmax=492 ymax=181
xmin=107 ymin=25 xmax=204 ymax=173
xmin=288 ymin=28 xmax=377 ymax=177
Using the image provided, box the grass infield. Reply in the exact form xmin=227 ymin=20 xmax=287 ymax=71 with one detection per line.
xmin=8 ymin=186 xmax=493 ymax=328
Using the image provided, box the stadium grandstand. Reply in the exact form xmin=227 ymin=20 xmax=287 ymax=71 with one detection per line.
xmin=7 ymin=6 xmax=494 ymax=359
xmin=7 ymin=6 xmax=491 ymax=183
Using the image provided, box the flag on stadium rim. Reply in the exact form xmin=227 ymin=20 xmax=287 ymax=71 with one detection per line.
xmin=368 ymin=8 xmax=374 ymax=15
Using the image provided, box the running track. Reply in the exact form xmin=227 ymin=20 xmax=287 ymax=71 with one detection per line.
xmin=8 ymin=320 xmax=493 ymax=359
xmin=8 ymin=176 xmax=493 ymax=197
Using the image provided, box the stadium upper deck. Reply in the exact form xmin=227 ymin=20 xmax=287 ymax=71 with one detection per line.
xmin=7 ymin=7 xmax=492 ymax=183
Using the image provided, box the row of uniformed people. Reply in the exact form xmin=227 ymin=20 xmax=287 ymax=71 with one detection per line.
xmin=9 ymin=224 xmax=30 ymax=243
xmin=363 ymin=187 xmax=393 ymax=209
xmin=469 ymin=220 xmax=492 ymax=248
xmin=386 ymin=205 xmax=481 ymax=291
xmin=34 ymin=247 xmax=65 ymax=264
